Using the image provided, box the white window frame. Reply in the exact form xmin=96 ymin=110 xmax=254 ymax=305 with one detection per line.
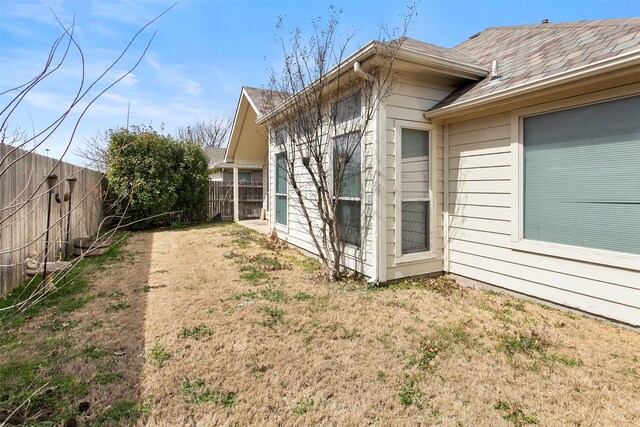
xmin=333 ymin=91 xmax=362 ymax=125
xmin=273 ymin=129 xmax=289 ymax=231
xmin=332 ymin=130 xmax=363 ymax=249
xmin=394 ymin=120 xmax=436 ymax=265
xmin=331 ymin=90 xmax=364 ymax=250
xmin=510 ymin=88 xmax=640 ymax=272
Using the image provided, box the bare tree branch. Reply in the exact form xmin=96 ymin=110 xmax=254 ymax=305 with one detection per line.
xmin=175 ymin=116 xmax=233 ymax=148
xmin=264 ymin=4 xmax=416 ymax=280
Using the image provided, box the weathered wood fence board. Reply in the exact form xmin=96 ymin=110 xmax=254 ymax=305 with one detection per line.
xmin=208 ymin=181 xmax=263 ymax=221
xmin=0 ymin=143 xmax=104 ymax=295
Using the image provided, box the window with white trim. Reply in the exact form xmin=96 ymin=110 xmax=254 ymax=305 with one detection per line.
xmin=275 ymin=152 xmax=287 ymax=226
xmin=333 ymin=131 xmax=361 ymax=246
xmin=522 ymin=95 xmax=640 ymax=255
xmin=400 ymin=128 xmax=430 ymax=254
xmin=333 ymin=92 xmax=362 ymax=124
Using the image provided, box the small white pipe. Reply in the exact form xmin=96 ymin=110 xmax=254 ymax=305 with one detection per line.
xmin=491 ymin=60 xmax=499 ymax=79
xmin=354 ymin=62 xmax=375 ymax=82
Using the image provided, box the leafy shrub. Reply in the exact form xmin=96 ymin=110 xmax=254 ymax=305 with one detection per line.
xmin=106 ymin=126 xmax=208 ymax=230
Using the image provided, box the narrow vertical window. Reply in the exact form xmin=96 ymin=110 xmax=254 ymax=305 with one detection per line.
xmin=334 ymin=132 xmax=361 ymax=246
xmin=401 ymin=128 xmax=430 ymax=254
xmin=275 ymin=153 xmax=287 ymax=225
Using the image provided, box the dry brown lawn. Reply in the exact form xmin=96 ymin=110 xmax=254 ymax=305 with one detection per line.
xmin=2 ymin=222 xmax=639 ymax=426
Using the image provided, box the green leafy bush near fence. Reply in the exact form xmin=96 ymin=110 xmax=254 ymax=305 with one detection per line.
xmin=106 ymin=126 xmax=208 ymax=230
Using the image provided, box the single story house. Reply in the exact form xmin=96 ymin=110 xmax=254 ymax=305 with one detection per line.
xmin=235 ymin=18 xmax=640 ymax=326
xmin=205 ymin=147 xmax=227 ymax=180
xmin=206 ymin=146 xmax=262 ymax=184
xmin=223 ymin=87 xmax=279 ymax=220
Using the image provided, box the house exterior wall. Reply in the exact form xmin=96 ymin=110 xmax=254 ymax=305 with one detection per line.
xmin=445 ymin=81 xmax=640 ymax=326
xmin=383 ymin=77 xmax=454 ymax=280
xmin=208 ymin=170 xmax=223 ymax=181
xmin=267 ymin=105 xmax=378 ymax=278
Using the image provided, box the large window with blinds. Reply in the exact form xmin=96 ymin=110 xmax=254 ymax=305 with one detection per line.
xmin=523 ymin=95 xmax=640 ymax=255
xmin=400 ymin=128 xmax=430 ymax=254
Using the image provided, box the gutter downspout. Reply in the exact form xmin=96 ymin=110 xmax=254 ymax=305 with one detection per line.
xmin=354 ymin=62 xmax=381 ymax=285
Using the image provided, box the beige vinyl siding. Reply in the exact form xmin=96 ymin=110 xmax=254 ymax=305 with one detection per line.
xmin=385 ymin=78 xmax=452 ymax=280
xmin=268 ymin=122 xmax=376 ymax=277
xmin=447 ymin=101 xmax=640 ymax=326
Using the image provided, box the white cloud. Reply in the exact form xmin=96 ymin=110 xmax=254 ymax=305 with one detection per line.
xmin=88 ymin=0 xmax=162 ymax=26
xmin=145 ymin=53 xmax=203 ymax=96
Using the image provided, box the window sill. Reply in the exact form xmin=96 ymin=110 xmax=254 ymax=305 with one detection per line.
xmin=393 ymin=251 xmax=437 ymax=266
xmin=510 ymin=239 xmax=640 ymax=272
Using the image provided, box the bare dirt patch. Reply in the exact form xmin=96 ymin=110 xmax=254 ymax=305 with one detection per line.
xmin=2 ymin=222 xmax=639 ymax=426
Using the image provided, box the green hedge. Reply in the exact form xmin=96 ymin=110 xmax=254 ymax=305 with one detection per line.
xmin=106 ymin=128 xmax=208 ymax=230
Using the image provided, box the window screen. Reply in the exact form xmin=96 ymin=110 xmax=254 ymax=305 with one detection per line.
xmin=334 ymin=132 xmax=361 ymax=246
xmin=401 ymin=128 xmax=430 ymax=254
xmin=275 ymin=153 xmax=287 ymax=225
xmin=523 ymin=95 xmax=640 ymax=254
xmin=334 ymin=92 xmax=361 ymax=124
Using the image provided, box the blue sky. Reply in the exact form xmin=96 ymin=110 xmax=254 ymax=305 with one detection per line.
xmin=1 ymin=0 xmax=639 ymax=165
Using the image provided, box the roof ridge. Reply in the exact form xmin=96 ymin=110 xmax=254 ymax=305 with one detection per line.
xmin=482 ymin=17 xmax=640 ymax=32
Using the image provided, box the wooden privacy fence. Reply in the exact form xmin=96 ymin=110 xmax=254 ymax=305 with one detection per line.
xmin=0 ymin=143 xmax=104 ymax=295
xmin=208 ymin=181 xmax=263 ymax=221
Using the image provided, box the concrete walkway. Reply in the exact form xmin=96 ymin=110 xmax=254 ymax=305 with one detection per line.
xmin=237 ymin=219 xmax=270 ymax=235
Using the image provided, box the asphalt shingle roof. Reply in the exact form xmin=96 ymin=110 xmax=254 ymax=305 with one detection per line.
xmin=243 ymin=87 xmax=287 ymax=116
xmin=205 ymin=147 xmax=226 ymax=167
xmin=433 ymin=18 xmax=640 ymax=109
xmin=395 ymin=37 xmax=486 ymax=70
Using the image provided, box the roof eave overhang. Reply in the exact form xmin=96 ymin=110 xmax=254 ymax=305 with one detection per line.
xmin=425 ymin=49 xmax=640 ymax=120
xmin=393 ymin=49 xmax=488 ymax=80
xmin=256 ymin=41 xmax=489 ymax=125
xmin=256 ymin=41 xmax=378 ymax=125
xmin=225 ymin=88 xmax=261 ymax=163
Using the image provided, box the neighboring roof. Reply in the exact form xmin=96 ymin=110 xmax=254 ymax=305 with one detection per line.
xmin=431 ymin=18 xmax=640 ymax=111
xmin=204 ymin=147 xmax=226 ymax=168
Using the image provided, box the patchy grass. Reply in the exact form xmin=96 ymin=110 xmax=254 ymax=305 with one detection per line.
xmin=148 ymin=344 xmax=170 ymax=367
xmin=179 ymin=324 xmax=212 ymax=340
xmin=93 ymin=400 xmax=150 ymax=426
xmin=292 ymin=398 xmax=314 ymax=414
xmin=399 ymin=374 xmax=423 ymax=407
xmin=495 ymin=400 xmax=539 ymax=425
xmin=181 ymin=379 xmax=237 ymax=406
xmin=4 ymin=223 xmax=640 ymax=426
xmin=259 ymin=305 xmax=286 ymax=327
xmin=294 ymin=291 xmax=312 ymax=301
xmin=238 ymin=266 xmax=269 ymax=285
xmin=260 ymin=288 xmax=288 ymax=302
xmin=0 ymin=231 xmax=145 ymax=425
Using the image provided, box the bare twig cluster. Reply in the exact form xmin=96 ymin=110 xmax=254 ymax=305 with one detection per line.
xmin=263 ymin=4 xmax=416 ymax=280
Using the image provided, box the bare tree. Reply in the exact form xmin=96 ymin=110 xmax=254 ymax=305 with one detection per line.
xmin=176 ymin=115 xmax=232 ymax=148
xmin=1 ymin=4 xmax=176 ymax=309
xmin=263 ymin=5 xmax=415 ymax=281
xmin=74 ymin=129 xmax=110 ymax=171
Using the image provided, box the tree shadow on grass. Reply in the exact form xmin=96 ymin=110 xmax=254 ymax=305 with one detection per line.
xmin=0 ymin=231 xmax=154 ymax=426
